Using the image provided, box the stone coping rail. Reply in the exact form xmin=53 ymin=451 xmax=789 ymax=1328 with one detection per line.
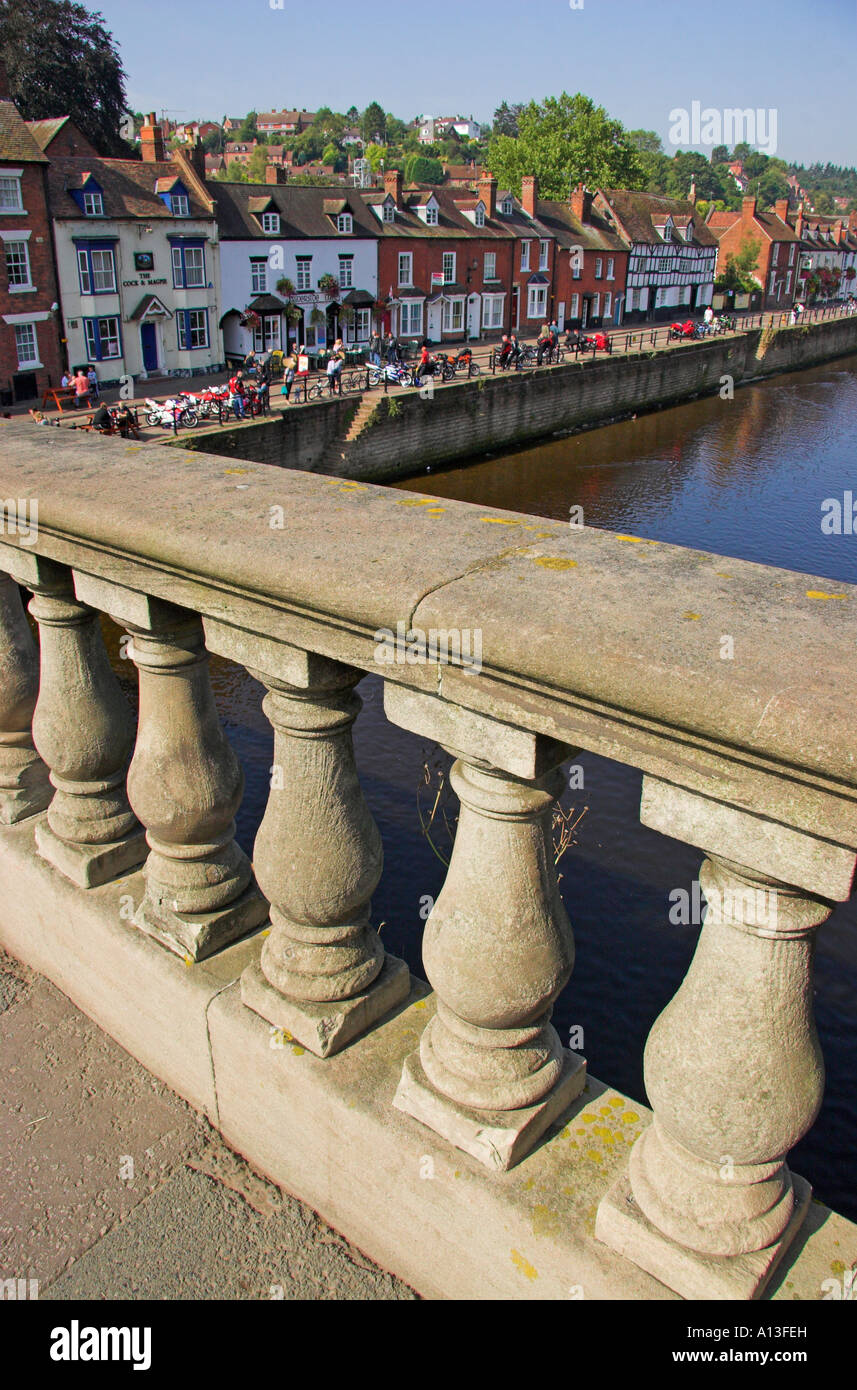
xmin=0 ymin=417 xmax=854 ymax=1299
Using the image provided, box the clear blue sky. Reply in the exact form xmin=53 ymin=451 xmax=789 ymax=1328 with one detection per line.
xmin=97 ymin=0 xmax=855 ymax=167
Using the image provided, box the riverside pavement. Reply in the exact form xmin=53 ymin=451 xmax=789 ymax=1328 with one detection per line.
xmin=0 ymin=946 xmax=416 ymax=1302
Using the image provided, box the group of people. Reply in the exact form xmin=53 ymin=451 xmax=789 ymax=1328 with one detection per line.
xmin=497 ymin=332 xmax=523 ymax=369
xmin=535 ymin=320 xmax=561 ymax=365
xmin=367 ymin=332 xmax=406 ymax=367
xmin=60 ymin=366 xmax=99 ymax=408
xmin=228 ymin=352 xmax=273 ymax=417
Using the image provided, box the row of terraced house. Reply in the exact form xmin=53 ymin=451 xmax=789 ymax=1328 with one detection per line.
xmin=3 ymin=89 xmax=857 ymax=401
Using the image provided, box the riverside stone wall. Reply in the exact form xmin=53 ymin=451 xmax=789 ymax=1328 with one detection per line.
xmin=172 ymin=316 xmax=857 ymax=483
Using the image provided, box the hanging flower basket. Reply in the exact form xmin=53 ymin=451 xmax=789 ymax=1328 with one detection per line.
xmin=240 ymin=309 xmax=262 ymax=329
xmin=276 ymin=277 xmax=296 ymax=299
xmin=318 ymin=273 xmax=340 ymax=297
xmin=338 ymin=304 xmax=355 ymax=324
xmin=309 ymin=307 xmax=326 ymax=327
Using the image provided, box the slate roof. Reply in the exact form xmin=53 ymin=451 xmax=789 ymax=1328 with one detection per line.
xmin=46 ymin=156 xmax=213 ymax=220
xmin=536 ymin=199 xmax=627 ymax=254
xmin=361 ymin=184 xmax=513 ymax=241
xmin=598 ymin=190 xmax=718 ymax=247
xmin=210 ymin=180 xmax=384 ymax=239
xmin=0 ymin=100 xmax=48 ymax=162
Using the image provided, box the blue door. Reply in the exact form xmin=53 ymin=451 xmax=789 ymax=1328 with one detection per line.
xmin=140 ymin=322 xmax=158 ymax=372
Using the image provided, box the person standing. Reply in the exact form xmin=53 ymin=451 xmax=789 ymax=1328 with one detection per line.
xmin=228 ymin=370 xmax=247 ymax=419
xmin=369 ymin=330 xmax=381 ymax=366
xmin=281 ymin=352 xmax=296 ymax=402
xmin=704 ymin=304 xmax=714 ymax=331
xmin=536 ymin=322 xmax=552 ymax=365
xmin=87 ymin=366 xmax=100 ymax=398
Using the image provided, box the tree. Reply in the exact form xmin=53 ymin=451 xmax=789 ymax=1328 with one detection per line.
xmin=361 ymin=101 xmax=386 ymax=144
xmin=715 ymin=236 xmax=762 ymax=293
xmin=710 ymin=144 xmax=729 ymax=165
xmin=628 ymin=129 xmax=664 ymax=155
xmin=0 ymin=0 xmax=129 ymax=155
xmin=405 ymin=154 xmax=444 ymax=184
xmin=238 ymin=110 xmax=258 ymax=141
xmin=493 ymin=101 xmax=524 ymax=138
xmin=364 ymin=142 xmax=386 ymax=172
xmin=246 ymin=145 xmax=269 ymax=181
xmin=665 ymin=151 xmax=727 ymax=201
xmin=487 ymin=92 xmax=644 ymax=199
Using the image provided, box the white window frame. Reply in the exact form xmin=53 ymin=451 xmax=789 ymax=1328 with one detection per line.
xmin=606 ymin=257 xmax=615 ymax=280
xmin=500 ymin=198 xmax=513 ymax=216
xmin=295 ymin=257 xmax=312 ymax=290
xmin=83 ymin=190 xmax=104 ymax=217
xmin=254 ymin=314 xmax=281 ymax=353
xmin=481 ymin=293 xmax=504 ymax=329
xmin=424 ymin=204 xmax=438 ymax=226
xmin=526 ymin=284 xmax=547 ymax=319
xmin=570 ymin=292 xmax=580 ymax=319
xmin=262 ymin=212 xmax=281 ymax=234
xmin=483 ymin=251 xmax=496 ymax=281
xmin=442 ymin=296 xmax=464 ymax=333
xmin=538 ymin=240 xmax=549 ymax=270
xmin=338 ymin=256 xmax=354 ymax=289
xmin=4 ymin=238 xmax=31 ymax=289
xmin=179 ymin=308 xmax=209 ymax=350
xmin=626 ymin=288 xmax=635 ymax=311
xmin=520 ymin=240 xmax=531 ymax=271
xmin=181 ymin=246 xmax=205 ymax=288
xmin=594 ymin=258 xmax=603 ymax=279
xmin=771 ymin=243 xmax=779 ymax=265
xmin=336 ymin=213 xmax=353 ymax=234
xmin=785 ymin=270 xmax=792 ymax=294
xmin=788 ymin=244 xmax=795 ymax=265
xmin=397 ymin=251 xmax=413 ymax=287
xmin=442 ymin=252 xmax=456 ymax=284
xmin=0 ymin=171 xmax=23 ymax=214
xmin=603 ymin=291 xmax=612 ymax=319
xmin=382 ymin=202 xmax=395 ymax=224
xmin=14 ymin=321 xmax=39 ymax=367
xmin=475 ymin=205 xmax=485 ymax=228
xmin=354 ymin=306 xmax=371 ymax=340
xmin=250 ymin=258 xmax=267 ymax=294
xmin=172 ymin=194 xmax=190 ymax=217
xmin=399 ymin=299 xmax=423 ymax=336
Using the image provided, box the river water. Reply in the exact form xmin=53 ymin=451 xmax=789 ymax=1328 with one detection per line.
xmin=146 ymin=354 xmax=857 ymax=1224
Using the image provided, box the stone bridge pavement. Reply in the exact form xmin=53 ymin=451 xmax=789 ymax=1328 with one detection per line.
xmin=0 ymin=947 xmax=415 ymax=1302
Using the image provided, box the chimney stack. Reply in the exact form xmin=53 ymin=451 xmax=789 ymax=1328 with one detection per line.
xmin=774 ymin=198 xmax=790 ymax=223
xmin=188 ymin=136 xmax=206 ymax=179
xmin=477 ymin=172 xmax=497 ymax=219
xmin=265 ymin=163 xmax=287 ymax=184
xmin=742 ymin=195 xmax=757 ymax=220
xmin=521 ymin=175 xmax=538 ymax=217
xmin=569 ymin=182 xmax=592 ymax=223
xmin=141 ymin=112 xmax=166 ymax=163
xmin=384 ymin=168 xmax=403 ymax=208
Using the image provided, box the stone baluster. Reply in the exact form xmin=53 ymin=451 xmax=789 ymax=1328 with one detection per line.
xmin=227 ymin=635 xmax=409 ymax=1057
xmin=69 ymin=575 xmax=267 ymax=960
xmin=0 ymin=567 xmax=51 ymax=823
xmin=596 ymin=775 xmax=856 ymax=1300
xmin=8 ymin=555 xmax=146 ymax=888
xmin=384 ymin=685 xmax=586 ymax=1171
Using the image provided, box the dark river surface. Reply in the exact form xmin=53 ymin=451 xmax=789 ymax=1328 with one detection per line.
xmin=128 ymin=354 xmax=857 ymax=1223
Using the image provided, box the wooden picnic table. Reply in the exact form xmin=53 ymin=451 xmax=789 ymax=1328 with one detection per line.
xmin=42 ymin=385 xmax=79 ymax=413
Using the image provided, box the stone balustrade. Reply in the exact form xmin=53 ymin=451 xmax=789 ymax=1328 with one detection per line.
xmin=0 ymin=419 xmax=854 ymax=1300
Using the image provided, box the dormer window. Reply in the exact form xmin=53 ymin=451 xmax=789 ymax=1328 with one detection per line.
xmin=500 ymin=198 xmax=513 ymax=216
xmin=171 ymin=194 xmax=190 ymax=217
xmin=475 ymin=203 xmax=485 ymax=227
xmin=686 ymin=220 xmax=693 ymax=240
xmin=382 ymin=202 xmax=395 ymax=223
xmin=425 ymin=204 xmax=438 ymax=226
xmin=83 ymin=190 xmax=104 ymax=216
xmin=262 ymin=211 xmax=280 ymax=233
xmin=336 ymin=212 xmax=353 ymax=234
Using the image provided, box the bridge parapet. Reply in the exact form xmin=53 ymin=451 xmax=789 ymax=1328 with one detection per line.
xmin=0 ymin=420 xmax=854 ymax=1300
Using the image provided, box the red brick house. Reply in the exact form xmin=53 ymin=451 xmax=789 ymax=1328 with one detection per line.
xmin=362 ymin=170 xmax=515 ymax=344
xmin=706 ymin=197 xmax=799 ymax=310
xmin=0 ymin=93 xmax=63 ymax=403
xmin=537 ymin=184 xmax=629 ymax=329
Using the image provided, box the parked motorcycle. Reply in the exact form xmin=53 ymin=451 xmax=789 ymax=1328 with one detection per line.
xmin=144 ymin=396 xmax=199 ymax=429
xmin=368 ymin=363 xmax=414 ymax=388
xmin=668 ymin=320 xmax=696 ymax=341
